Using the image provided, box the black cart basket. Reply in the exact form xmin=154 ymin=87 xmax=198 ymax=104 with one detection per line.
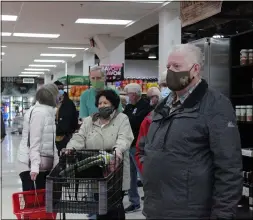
xmin=46 ymin=149 xmax=123 ymax=215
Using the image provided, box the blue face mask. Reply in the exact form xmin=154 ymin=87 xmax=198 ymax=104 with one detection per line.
xmin=59 ymin=90 xmax=64 ymax=96
xmin=161 ymin=87 xmax=171 ymax=98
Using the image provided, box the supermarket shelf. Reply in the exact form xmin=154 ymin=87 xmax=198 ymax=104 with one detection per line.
xmin=231 ymin=94 xmax=253 ymax=98
xmin=237 ymin=121 xmax=253 ymax=125
xmin=232 ymin=64 xmax=253 ymax=69
xmin=242 ymin=148 xmax=253 ymax=157
xmin=120 ymin=92 xmax=147 ymax=95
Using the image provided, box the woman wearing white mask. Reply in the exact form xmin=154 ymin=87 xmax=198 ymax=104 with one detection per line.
xmin=159 ymin=70 xmax=171 ymax=98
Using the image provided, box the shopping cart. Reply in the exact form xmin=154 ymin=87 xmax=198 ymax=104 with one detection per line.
xmin=12 ymin=189 xmax=57 ymax=219
xmin=11 ymin=115 xmax=24 ymax=135
xmin=46 ymin=149 xmax=123 ymax=219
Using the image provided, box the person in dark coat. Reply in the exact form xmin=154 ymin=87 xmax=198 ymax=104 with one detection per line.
xmin=1 ymin=111 xmax=6 ymax=142
xmin=143 ymin=44 xmax=243 ymax=219
xmin=54 ymin=81 xmax=78 ymax=156
xmin=123 ymin=83 xmax=152 ymax=213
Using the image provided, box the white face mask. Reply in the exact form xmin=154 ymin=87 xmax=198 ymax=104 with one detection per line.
xmin=161 ymin=87 xmax=171 ymax=98
xmin=125 ymin=96 xmax=130 ymax=104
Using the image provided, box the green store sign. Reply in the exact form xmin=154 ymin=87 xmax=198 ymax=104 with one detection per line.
xmin=58 ymin=75 xmax=90 ymax=85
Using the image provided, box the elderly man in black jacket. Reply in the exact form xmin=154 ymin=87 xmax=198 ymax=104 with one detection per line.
xmin=143 ymin=44 xmax=242 ymax=219
xmin=123 ymin=83 xmax=152 ymax=213
xmin=54 ymin=81 xmax=78 ymax=156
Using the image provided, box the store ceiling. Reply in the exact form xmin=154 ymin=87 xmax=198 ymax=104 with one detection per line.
xmin=125 ymin=1 xmax=253 ymax=60
xmin=1 ymin=1 xmax=171 ymax=77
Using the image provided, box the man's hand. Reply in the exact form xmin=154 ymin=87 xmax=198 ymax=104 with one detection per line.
xmin=30 ymin=172 xmax=38 ymax=181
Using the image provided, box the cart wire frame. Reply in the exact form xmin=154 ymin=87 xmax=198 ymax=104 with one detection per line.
xmin=46 ymin=149 xmax=124 ymax=216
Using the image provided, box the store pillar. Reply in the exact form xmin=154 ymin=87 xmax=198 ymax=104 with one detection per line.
xmin=93 ymin=35 xmax=125 ymax=65
xmin=83 ymin=52 xmax=95 ymax=76
xmin=44 ymin=74 xmax=51 ymax=84
xmin=159 ymin=2 xmax=181 ymax=75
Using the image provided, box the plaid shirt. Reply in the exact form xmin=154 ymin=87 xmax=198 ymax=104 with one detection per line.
xmin=166 ymin=79 xmax=202 ymax=114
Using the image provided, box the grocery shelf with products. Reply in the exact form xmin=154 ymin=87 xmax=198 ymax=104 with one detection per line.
xmin=107 ymin=77 xmax=158 ymax=95
xmin=93 ymin=63 xmax=159 ymax=94
xmin=230 ymin=29 xmax=253 ymax=213
xmin=58 ymin=75 xmax=90 ymax=112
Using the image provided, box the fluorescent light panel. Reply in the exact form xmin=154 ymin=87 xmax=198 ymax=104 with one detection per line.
xmin=1 ymin=15 xmax=18 ymax=21
xmin=34 ymin=59 xmax=65 ymax=63
xmin=75 ymin=18 xmax=132 ymax=25
xmin=13 ymin=33 xmax=60 ymax=38
xmin=21 ymin=72 xmax=44 ymax=74
xmin=48 ymin=46 xmax=88 ymax=50
xmin=1 ymin=45 xmax=7 ymax=48
xmin=19 ymin=74 xmax=39 ymax=77
xmin=1 ymin=52 xmax=5 ymax=55
xmin=25 ymin=68 xmax=50 ymax=71
xmin=40 ymin=53 xmax=76 ymax=58
xmin=1 ymin=32 xmax=12 ymax=36
xmin=148 ymin=55 xmax=156 ymax=59
xmin=29 ymin=64 xmax=57 ymax=67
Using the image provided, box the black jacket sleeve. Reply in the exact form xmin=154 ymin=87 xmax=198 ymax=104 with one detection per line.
xmin=56 ymin=99 xmax=78 ymax=136
xmin=207 ymin=95 xmax=243 ymax=219
xmin=123 ymin=101 xmax=152 ymax=146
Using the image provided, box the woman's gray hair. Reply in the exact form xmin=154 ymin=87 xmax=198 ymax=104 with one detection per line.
xmin=35 ymin=83 xmax=59 ymax=107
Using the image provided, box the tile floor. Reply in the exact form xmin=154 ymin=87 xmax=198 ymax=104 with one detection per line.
xmin=1 ymin=126 xmax=145 ymax=219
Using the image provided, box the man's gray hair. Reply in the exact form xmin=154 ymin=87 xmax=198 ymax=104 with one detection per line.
xmin=35 ymin=83 xmax=59 ymax=107
xmin=171 ymin=44 xmax=204 ymax=67
xmin=124 ymin=83 xmax=142 ymax=96
xmin=90 ymin=65 xmax=105 ymax=77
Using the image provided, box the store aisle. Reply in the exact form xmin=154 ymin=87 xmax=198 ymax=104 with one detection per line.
xmin=1 ymin=127 xmax=145 ymax=219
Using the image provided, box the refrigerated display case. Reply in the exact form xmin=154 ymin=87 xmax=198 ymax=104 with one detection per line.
xmin=189 ymin=37 xmax=230 ymax=97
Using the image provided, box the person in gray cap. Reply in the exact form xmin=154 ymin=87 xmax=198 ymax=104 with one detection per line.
xmin=17 ymin=83 xmax=59 ymax=191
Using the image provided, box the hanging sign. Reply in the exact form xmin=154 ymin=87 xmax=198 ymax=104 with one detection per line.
xmin=58 ymin=75 xmax=90 ymax=85
xmin=181 ymin=1 xmax=223 ymax=27
xmin=101 ymin=64 xmax=124 ymax=82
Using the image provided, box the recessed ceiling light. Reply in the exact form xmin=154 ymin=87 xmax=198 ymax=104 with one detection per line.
xmin=34 ymin=59 xmax=65 ymax=63
xmin=40 ymin=53 xmax=76 ymax=58
xmin=1 ymin=15 xmax=18 ymax=21
xmin=13 ymin=33 xmax=60 ymax=38
xmin=25 ymin=68 xmax=50 ymax=71
xmin=75 ymin=18 xmax=132 ymax=25
xmin=19 ymin=74 xmax=39 ymax=77
xmin=48 ymin=46 xmax=88 ymax=50
xmin=1 ymin=45 xmax=7 ymax=48
xmin=148 ymin=54 xmax=157 ymax=59
xmin=1 ymin=32 xmax=12 ymax=36
xmin=1 ymin=52 xmax=5 ymax=55
xmin=29 ymin=64 xmax=57 ymax=67
xmin=21 ymin=72 xmax=44 ymax=74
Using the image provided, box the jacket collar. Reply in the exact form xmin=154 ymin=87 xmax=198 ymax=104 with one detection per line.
xmin=155 ymin=79 xmax=208 ymax=115
xmin=92 ymin=110 xmax=120 ymax=126
xmin=34 ymin=102 xmax=55 ymax=114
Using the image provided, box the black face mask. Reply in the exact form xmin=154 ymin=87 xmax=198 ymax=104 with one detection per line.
xmin=166 ymin=65 xmax=195 ymax=91
xmin=98 ymin=106 xmax=114 ymax=119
